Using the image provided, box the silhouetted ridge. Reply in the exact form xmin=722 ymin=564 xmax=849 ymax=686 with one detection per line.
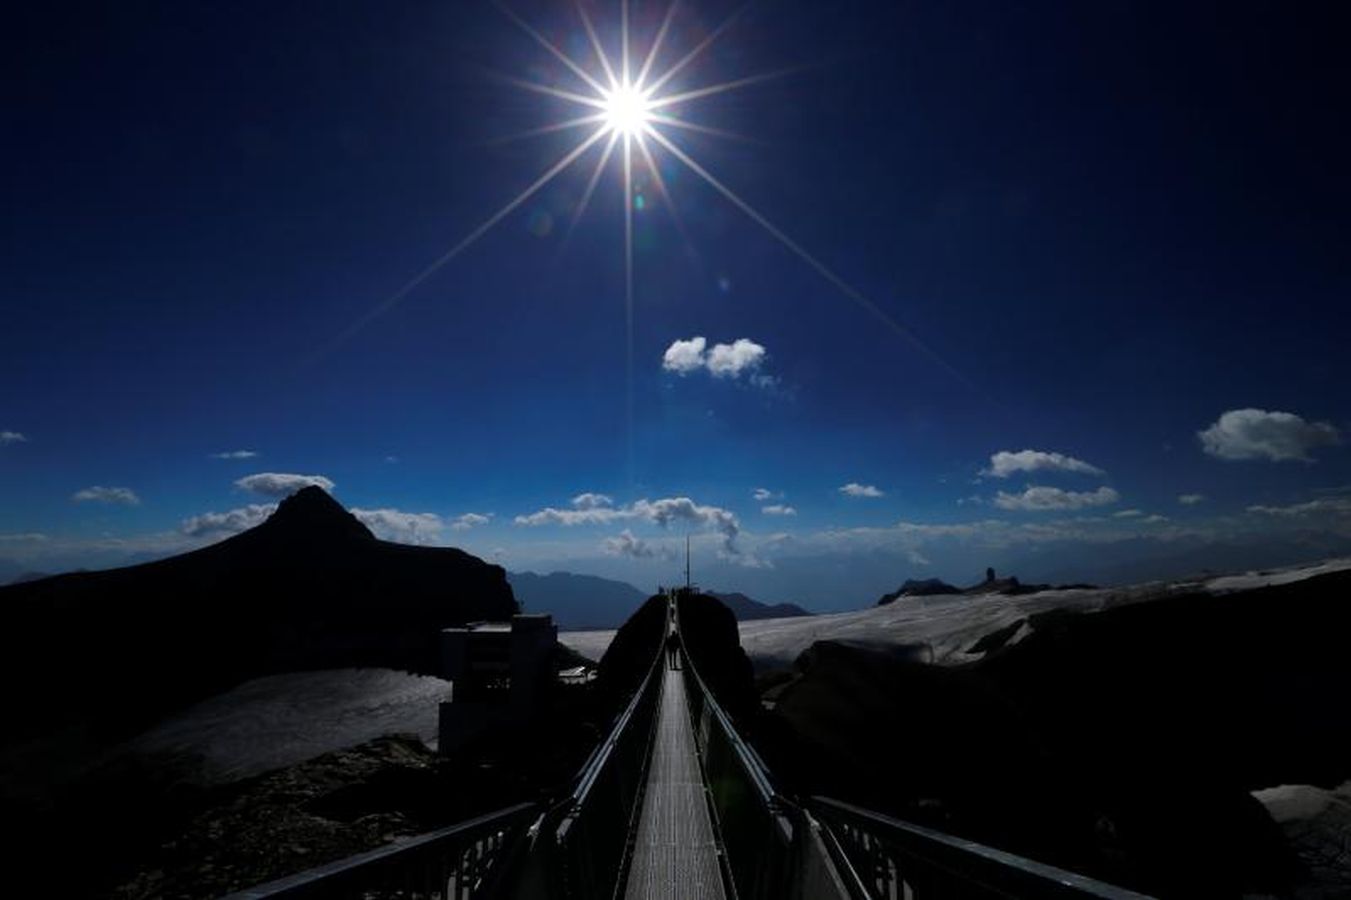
xmin=0 ymin=489 xmax=516 ymax=742
xmin=257 ymin=485 xmax=374 ymax=545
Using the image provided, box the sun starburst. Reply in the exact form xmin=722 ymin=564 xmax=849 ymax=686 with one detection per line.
xmin=320 ymin=1 xmax=961 ymax=410
xmin=601 ymin=83 xmax=654 ymax=137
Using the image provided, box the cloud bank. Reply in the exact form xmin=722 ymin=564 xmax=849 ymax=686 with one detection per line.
xmin=235 ymin=472 xmax=335 ymax=497
xmin=602 ymin=528 xmax=660 ymax=559
xmin=1199 ymin=408 xmax=1340 ymax=462
xmin=839 ymin=482 xmax=884 ymax=498
xmin=181 ymin=504 xmax=277 ymax=537
xmin=72 ymin=486 xmax=141 ymax=506
xmin=451 ymin=513 xmax=492 ymax=531
xmin=993 ymin=485 xmax=1120 ymax=511
xmin=516 ymin=494 xmax=746 ymax=558
xmin=211 ymin=450 xmax=259 ymax=460
xmin=985 ymin=449 xmax=1104 ymax=479
xmin=352 ymin=508 xmax=445 ymax=544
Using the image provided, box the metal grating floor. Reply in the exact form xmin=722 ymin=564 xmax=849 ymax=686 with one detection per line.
xmin=622 ymin=661 xmax=728 ymax=900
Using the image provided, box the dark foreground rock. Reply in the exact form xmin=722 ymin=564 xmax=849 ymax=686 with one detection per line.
xmin=0 ymin=486 xmax=517 ymax=741
xmin=760 ymin=569 xmax=1351 ymax=897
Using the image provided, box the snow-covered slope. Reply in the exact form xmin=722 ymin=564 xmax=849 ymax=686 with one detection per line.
xmin=127 ymin=668 xmax=450 ymax=785
xmin=559 ymin=558 xmax=1351 ymax=671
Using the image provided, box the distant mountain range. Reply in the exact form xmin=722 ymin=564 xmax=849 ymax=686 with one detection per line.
xmin=708 ymin=591 xmax=813 ymax=621
xmin=507 ymin=571 xmax=813 ymax=629
xmin=0 ymin=486 xmax=516 ymax=739
xmin=507 ymin=571 xmax=649 ymax=629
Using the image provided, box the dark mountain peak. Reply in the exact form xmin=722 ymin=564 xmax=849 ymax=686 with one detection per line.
xmin=258 ymin=486 xmax=373 ymax=544
xmin=877 ymin=578 xmax=961 ymax=605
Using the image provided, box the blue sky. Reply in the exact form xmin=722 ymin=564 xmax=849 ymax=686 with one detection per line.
xmin=3 ymin=1 xmax=1349 ymax=609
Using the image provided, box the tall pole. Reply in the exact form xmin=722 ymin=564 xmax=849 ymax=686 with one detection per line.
xmin=685 ymin=534 xmax=691 ymax=591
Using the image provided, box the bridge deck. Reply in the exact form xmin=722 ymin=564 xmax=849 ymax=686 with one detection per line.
xmin=622 ymin=657 xmax=727 ymax=900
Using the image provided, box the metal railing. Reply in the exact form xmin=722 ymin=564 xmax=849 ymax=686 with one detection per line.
xmin=220 ymin=598 xmax=1156 ymax=900
xmin=810 ymin=796 xmax=1155 ymax=899
xmin=220 ymin=629 xmax=667 ymax=900
xmin=680 ymin=638 xmax=796 ymax=900
xmin=546 ymin=648 xmax=665 ymax=899
xmin=673 ymin=592 xmax=1154 ymax=900
xmin=220 ymin=801 xmax=538 ymax=900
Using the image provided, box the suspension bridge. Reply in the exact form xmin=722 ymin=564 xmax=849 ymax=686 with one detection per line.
xmin=225 ymin=592 xmax=1152 ymax=900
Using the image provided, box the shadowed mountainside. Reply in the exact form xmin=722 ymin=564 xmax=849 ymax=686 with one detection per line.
xmin=0 ymin=486 xmax=517 ymax=740
xmin=760 ymin=569 xmax=1351 ymax=897
xmin=507 ymin=570 xmax=648 ymax=629
xmin=709 ymin=590 xmax=813 ymax=621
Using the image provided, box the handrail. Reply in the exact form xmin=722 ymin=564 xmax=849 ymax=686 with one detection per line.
xmin=559 ymin=647 xmax=662 ymax=827
xmin=810 ymin=797 xmax=1156 ymax=899
xmin=220 ymin=801 xmax=539 ymax=899
xmin=680 ymin=633 xmax=783 ymax=813
xmin=221 ymin=613 xmax=668 ymax=900
xmin=543 ymin=613 xmax=669 ymax=899
xmin=675 ymin=593 xmax=799 ymax=899
xmin=674 ymin=592 xmax=1154 ymax=900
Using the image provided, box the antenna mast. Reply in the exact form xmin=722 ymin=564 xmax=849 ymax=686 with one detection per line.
xmin=685 ymin=534 xmax=691 ymax=591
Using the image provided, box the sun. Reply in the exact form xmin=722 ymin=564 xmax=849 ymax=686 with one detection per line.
xmin=332 ymin=2 xmax=947 ymax=388
xmin=601 ymin=83 xmax=653 ymax=137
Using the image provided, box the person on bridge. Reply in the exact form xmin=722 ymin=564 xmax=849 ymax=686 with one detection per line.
xmin=665 ymin=630 xmax=682 ymax=670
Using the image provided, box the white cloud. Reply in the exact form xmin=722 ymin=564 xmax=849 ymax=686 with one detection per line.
xmin=210 ymin=450 xmax=258 ymax=460
xmin=450 ymin=513 xmax=492 ymax=531
xmin=181 ymin=504 xmax=277 ymax=537
xmin=1142 ymin=514 xmax=1169 ymax=524
xmin=1178 ymin=493 xmax=1205 ymax=506
xmin=762 ymin=504 xmax=797 ymax=516
xmin=752 ymin=488 xmax=778 ymax=501
xmin=984 ymin=449 xmax=1104 ymax=479
xmin=706 ymin=338 xmax=766 ymax=378
xmin=72 ymin=486 xmax=141 ymax=506
xmin=516 ymin=494 xmax=745 ymax=557
xmin=235 ymin=472 xmax=335 ymax=497
xmin=514 ymin=506 xmax=625 ymax=527
xmin=571 ymin=492 xmax=613 ymax=510
xmin=1199 ymin=408 xmax=1340 ymax=462
xmin=602 ymin=528 xmax=658 ymax=559
xmin=661 ymin=336 xmax=771 ymax=382
xmin=0 ymin=431 xmax=27 ymax=445
xmin=1113 ymin=509 xmax=1144 ymax=518
xmin=352 ymin=508 xmax=444 ymax=545
xmin=993 ymin=485 xmax=1120 ymax=511
xmin=839 ymin=482 xmax=884 ymax=498
xmin=662 ymin=336 xmax=708 ymax=374
xmin=1247 ymin=497 xmax=1351 ymax=518
xmin=0 ymin=532 xmax=48 ymax=543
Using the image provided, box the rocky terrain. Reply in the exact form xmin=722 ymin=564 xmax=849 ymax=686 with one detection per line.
xmin=752 ymin=564 xmax=1351 ymax=897
xmin=0 ymin=487 xmax=520 ymax=897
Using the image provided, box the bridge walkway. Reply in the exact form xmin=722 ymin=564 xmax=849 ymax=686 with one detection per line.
xmin=621 ymin=634 xmax=727 ymax=899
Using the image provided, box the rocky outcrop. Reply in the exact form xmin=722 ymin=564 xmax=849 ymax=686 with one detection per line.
xmin=766 ymin=570 xmax=1351 ymax=897
xmin=877 ymin=578 xmax=961 ymax=605
xmin=677 ymin=592 xmax=758 ymax=720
